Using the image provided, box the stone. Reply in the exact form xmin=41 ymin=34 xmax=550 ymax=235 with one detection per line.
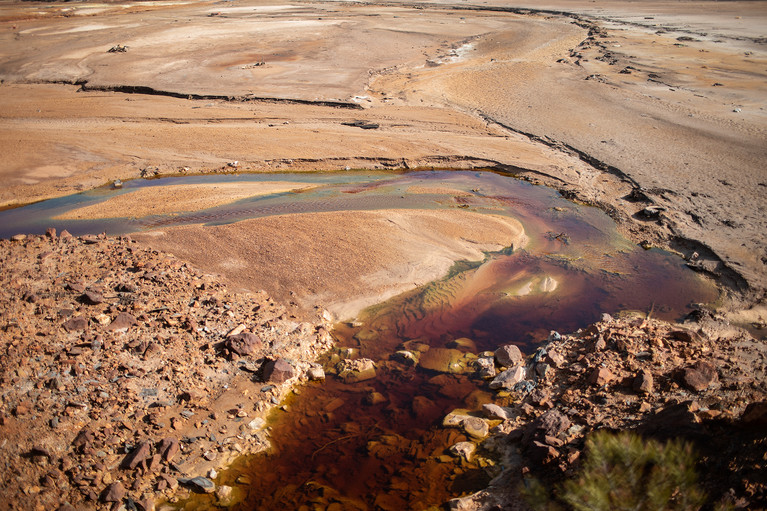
xmin=525 ymin=409 xmax=572 ymax=445
xmin=633 ymin=369 xmax=654 ymax=394
xmin=475 ymin=356 xmax=496 ymax=378
xmin=447 ymin=337 xmax=477 ymax=351
xmin=157 ymin=437 xmax=179 ymax=462
xmin=449 ymin=442 xmax=476 ymax=461
xmin=179 ymin=476 xmax=215 ymax=494
xmin=307 ymin=365 xmax=325 ymax=380
xmin=494 ymin=344 xmax=524 ymax=367
xmin=262 ymin=358 xmax=295 ymax=383
xmin=391 ymin=350 xmax=418 ymax=366
xmin=412 ymin=396 xmax=440 ymax=420
xmin=45 ymin=228 xmax=57 ymax=239
xmin=365 ymin=391 xmax=387 ymax=405
xmin=545 ymin=349 xmax=565 ymax=368
xmin=489 ymin=366 xmax=526 ymax=390
xmin=101 ymin=481 xmax=125 ymax=503
xmin=121 ymin=441 xmax=151 ymax=470
xmin=462 ymin=417 xmax=489 ymax=439
xmin=418 ymin=348 xmax=467 ymax=373
xmin=106 ymin=312 xmax=138 ymax=331
xmin=216 ymin=485 xmax=235 ymax=506
xmin=443 ymin=409 xmax=473 ymax=428
xmin=336 ymin=358 xmax=376 ymax=383
xmin=529 ymin=441 xmax=560 ymax=464
xmin=588 ymin=367 xmax=613 ymax=386
xmin=741 ymin=401 xmax=767 ymax=427
xmin=63 ymin=316 xmax=88 ymax=332
xmin=72 ymin=428 xmax=95 ymax=452
xmin=680 ymin=361 xmax=718 ymax=391
xmin=10 ymin=234 xmax=26 ymax=242
xmin=482 ymin=403 xmax=510 ymax=420
xmin=224 ymin=333 xmax=262 ymax=356
xmin=81 ymin=290 xmax=103 ymax=305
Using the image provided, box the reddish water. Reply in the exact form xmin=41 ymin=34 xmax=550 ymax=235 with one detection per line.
xmin=160 ymin=170 xmax=717 ymax=510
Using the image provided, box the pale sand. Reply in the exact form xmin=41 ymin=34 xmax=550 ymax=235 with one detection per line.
xmin=54 ymin=182 xmax=316 ymax=219
xmin=132 ymin=208 xmax=527 ymax=320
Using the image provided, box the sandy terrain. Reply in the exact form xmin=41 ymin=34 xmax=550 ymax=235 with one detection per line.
xmin=133 ymin=209 xmax=528 ymax=320
xmin=0 ymin=0 xmax=764 ymax=319
xmin=54 ymin=182 xmax=316 ymax=219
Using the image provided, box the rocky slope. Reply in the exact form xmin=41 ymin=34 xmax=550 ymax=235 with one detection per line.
xmin=0 ymin=231 xmax=333 ymax=510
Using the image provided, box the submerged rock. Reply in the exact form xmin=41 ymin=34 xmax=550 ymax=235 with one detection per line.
xmin=337 ymin=358 xmax=376 ymax=383
xmin=419 ymin=348 xmax=469 ymax=373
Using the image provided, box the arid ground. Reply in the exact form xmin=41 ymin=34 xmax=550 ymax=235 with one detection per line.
xmin=1 ymin=0 xmax=766 ymax=509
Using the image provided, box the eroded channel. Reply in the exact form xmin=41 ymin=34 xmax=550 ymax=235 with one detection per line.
xmin=0 ymin=170 xmax=718 ymax=509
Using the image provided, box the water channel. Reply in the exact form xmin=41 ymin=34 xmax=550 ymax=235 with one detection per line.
xmin=0 ymin=170 xmax=719 ymax=509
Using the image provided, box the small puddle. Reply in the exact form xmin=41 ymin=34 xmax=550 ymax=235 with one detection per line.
xmin=0 ymin=170 xmax=718 ymax=509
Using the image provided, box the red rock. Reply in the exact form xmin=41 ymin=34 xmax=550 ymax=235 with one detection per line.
xmin=63 ymin=316 xmax=88 ymax=332
xmin=100 ymin=481 xmax=125 ymax=503
xmin=495 ymin=344 xmax=524 ymax=367
xmin=633 ymin=369 xmax=654 ymax=394
xmin=45 ymin=228 xmax=57 ymax=239
xmin=157 ymin=437 xmax=179 ymax=462
xmin=680 ymin=361 xmax=717 ymax=391
xmin=224 ymin=332 xmax=263 ymax=356
xmin=741 ymin=401 xmax=767 ymax=426
xmin=121 ymin=441 xmax=151 ymax=470
xmin=263 ymin=358 xmax=295 ymax=383
xmin=106 ymin=312 xmax=138 ymax=331
xmin=545 ymin=349 xmax=565 ymax=368
xmin=588 ymin=367 xmax=613 ymax=386
xmin=81 ymin=290 xmax=103 ymax=305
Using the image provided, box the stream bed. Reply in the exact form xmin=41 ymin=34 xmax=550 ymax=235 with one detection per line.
xmin=0 ymin=169 xmax=719 ymax=509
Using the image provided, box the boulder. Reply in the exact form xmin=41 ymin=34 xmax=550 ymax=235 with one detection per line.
xmin=336 ymin=358 xmax=376 ymax=383
xmin=224 ymin=333 xmax=262 ymax=357
xmin=106 ymin=312 xmax=138 ymax=331
xmin=263 ymin=358 xmax=295 ymax=383
xmin=462 ymin=417 xmax=489 ymax=439
xmin=680 ymin=361 xmax=717 ymax=391
xmin=482 ymin=403 xmax=510 ymax=420
xmin=633 ymin=369 xmax=654 ymax=394
xmin=449 ymin=442 xmax=476 ymax=461
xmin=121 ymin=441 xmax=151 ymax=470
xmin=419 ymin=348 xmax=467 ymax=373
xmin=588 ymin=367 xmax=613 ymax=386
xmin=101 ymin=482 xmax=125 ymax=503
xmin=179 ymin=476 xmax=215 ymax=494
xmin=494 ymin=344 xmax=524 ymax=367
xmin=489 ymin=366 xmax=526 ymax=390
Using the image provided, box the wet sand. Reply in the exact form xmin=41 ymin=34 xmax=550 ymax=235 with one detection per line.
xmin=133 ymin=209 xmax=528 ymax=320
xmin=54 ymin=181 xmax=316 ymax=219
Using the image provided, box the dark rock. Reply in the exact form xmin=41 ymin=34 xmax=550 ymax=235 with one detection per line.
xmin=121 ymin=441 xmax=151 ymax=470
xmin=494 ymin=344 xmax=524 ymax=367
xmin=529 ymin=440 xmax=560 ymax=464
xmin=680 ymin=361 xmax=717 ymax=391
xmin=72 ymin=428 xmax=95 ymax=452
xmin=633 ymin=369 xmax=654 ymax=394
xmin=101 ymin=481 xmax=125 ymax=502
xmin=262 ymin=358 xmax=295 ymax=383
xmin=179 ymin=476 xmax=215 ymax=494
xmin=224 ymin=332 xmax=263 ymax=356
xmin=81 ymin=290 xmax=104 ymax=305
xmin=106 ymin=312 xmax=138 ymax=331
xmin=524 ymin=409 xmax=571 ymax=446
xmin=63 ymin=316 xmax=88 ymax=332
xmin=157 ymin=437 xmax=179 ymax=462
xmin=741 ymin=401 xmax=767 ymax=427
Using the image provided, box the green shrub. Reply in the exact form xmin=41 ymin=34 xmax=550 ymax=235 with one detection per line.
xmin=560 ymin=430 xmax=705 ymax=511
